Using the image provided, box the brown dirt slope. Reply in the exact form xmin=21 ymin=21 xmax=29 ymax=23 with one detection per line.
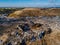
xmin=44 ymin=30 xmax=60 ymax=45
xmin=8 ymin=8 xmax=60 ymax=18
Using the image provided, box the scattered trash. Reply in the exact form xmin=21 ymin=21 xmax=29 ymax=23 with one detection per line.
xmin=30 ymin=35 xmax=36 ymax=42
xmin=19 ymin=24 xmax=30 ymax=32
xmin=0 ymin=16 xmax=54 ymax=45
xmin=30 ymin=21 xmax=34 ymax=25
xmin=32 ymin=23 xmax=43 ymax=27
xmin=20 ymin=39 xmax=26 ymax=45
xmin=15 ymin=31 xmax=19 ymax=36
xmin=7 ymin=42 xmax=12 ymax=45
xmin=35 ymin=23 xmax=43 ymax=27
xmin=47 ymin=28 xmax=52 ymax=34
xmin=39 ymin=31 xmax=45 ymax=39
xmin=0 ymin=40 xmax=3 ymax=45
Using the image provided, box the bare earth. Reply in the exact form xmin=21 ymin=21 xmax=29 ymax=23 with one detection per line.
xmin=0 ymin=8 xmax=60 ymax=45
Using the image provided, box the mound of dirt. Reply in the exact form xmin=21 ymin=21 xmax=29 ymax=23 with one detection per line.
xmin=43 ymin=30 xmax=60 ymax=45
xmin=8 ymin=8 xmax=60 ymax=18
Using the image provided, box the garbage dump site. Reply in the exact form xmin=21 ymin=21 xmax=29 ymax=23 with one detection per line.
xmin=0 ymin=16 xmax=60 ymax=45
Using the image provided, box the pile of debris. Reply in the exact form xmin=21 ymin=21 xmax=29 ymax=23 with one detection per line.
xmin=0 ymin=22 xmax=52 ymax=45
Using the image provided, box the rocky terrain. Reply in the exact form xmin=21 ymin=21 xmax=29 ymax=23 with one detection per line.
xmin=0 ymin=8 xmax=60 ymax=45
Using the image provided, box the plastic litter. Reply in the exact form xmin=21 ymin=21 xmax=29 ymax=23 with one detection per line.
xmin=31 ymin=35 xmax=36 ymax=42
xmin=19 ymin=24 xmax=30 ymax=32
xmin=20 ymin=39 xmax=26 ymax=45
xmin=39 ymin=31 xmax=45 ymax=39
xmin=7 ymin=42 xmax=12 ymax=45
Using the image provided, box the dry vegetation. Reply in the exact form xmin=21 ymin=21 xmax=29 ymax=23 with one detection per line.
xmin=9 ymin=8 xmax=60 ymax=18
